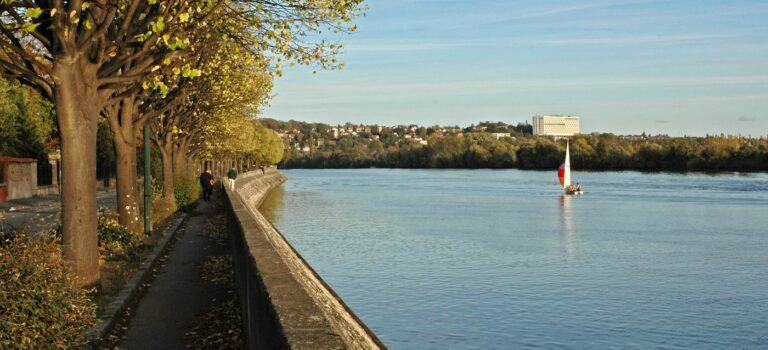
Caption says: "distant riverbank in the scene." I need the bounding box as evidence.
[280,133,768,172]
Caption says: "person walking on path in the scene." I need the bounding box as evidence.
[199,169,214,201]
[227,166,238,190]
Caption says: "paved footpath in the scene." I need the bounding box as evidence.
[118,200,228,349]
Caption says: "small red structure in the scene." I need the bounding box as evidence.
[0,157,38,203]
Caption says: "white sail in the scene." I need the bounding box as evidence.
[563,141,571,189]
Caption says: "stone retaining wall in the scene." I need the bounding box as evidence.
[224,169,385,350]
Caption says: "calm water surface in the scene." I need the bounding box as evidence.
[260,169,768,349]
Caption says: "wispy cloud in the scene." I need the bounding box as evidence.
[450,0,668,28]
[279,74,768,97]
[346,33,736,53]
[533,34,733,46]
[268,0,768,135]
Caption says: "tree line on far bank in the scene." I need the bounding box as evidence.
[281,132,768,172]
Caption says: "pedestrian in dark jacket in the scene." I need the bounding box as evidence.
[199,169,214,201]
[227,167,237,190]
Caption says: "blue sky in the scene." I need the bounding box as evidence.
[264,0,768,136]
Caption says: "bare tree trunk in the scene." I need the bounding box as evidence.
[54,60,101,288]
[106,99,142,234]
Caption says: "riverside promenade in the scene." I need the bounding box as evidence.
[118,199,227,348]
[109,170,385,349]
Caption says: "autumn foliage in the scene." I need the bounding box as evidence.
[0,234,97,349]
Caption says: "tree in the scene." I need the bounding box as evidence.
[1,0,234,287]
[0,78,54,159]
[152,31,272,186]
[1,0,363,286]
[250,121,284,166]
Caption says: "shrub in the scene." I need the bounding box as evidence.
[97,206,142,259]
[151,195,177,227]
[174,174,200,211]
[51,207,142,260]
[0,234,97,349]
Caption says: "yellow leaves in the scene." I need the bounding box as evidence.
[68,10,79,24]
[21,22,39,32]
[24,7,43,19]
[167,37,189,50]
[151,17,165,33]
[182,65,202,78]
[145,76,169,97]
[135,32,151,43]
[179,12,190,23]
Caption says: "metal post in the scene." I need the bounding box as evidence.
[143,124,152,234]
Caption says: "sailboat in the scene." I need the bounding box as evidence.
[558,141,583,195]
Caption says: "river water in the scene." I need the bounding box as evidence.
[259,169,768,349]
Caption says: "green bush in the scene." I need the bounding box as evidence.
[50,207,142,260]
[0,234,97,349]
[174,174,200,211]
[97,206,142,259]
[152,195,177,227]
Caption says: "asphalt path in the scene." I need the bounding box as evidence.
[118,200,227,349]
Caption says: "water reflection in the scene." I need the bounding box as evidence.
[270,169,768,349]
[258,184,285,222]
[559,195,575,258]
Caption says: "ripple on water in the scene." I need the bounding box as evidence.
[260,169,768,349]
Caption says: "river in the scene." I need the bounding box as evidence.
[259,169,768,349]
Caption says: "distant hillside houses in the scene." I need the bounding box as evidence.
[261,118,534,153]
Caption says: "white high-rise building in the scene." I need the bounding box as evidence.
[532,114,580,137]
